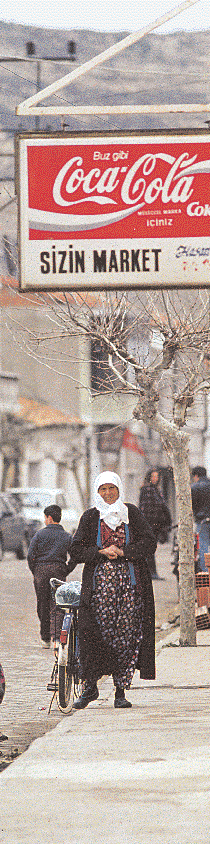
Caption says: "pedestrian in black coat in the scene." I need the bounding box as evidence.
[27,504,72,649]
[191,466,210,572]
[139,469,171,579]
[69,471,156,710]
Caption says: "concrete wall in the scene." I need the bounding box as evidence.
[18,423,85,513]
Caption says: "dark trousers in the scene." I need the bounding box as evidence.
[196,521,210,572]
[33,564,66,642]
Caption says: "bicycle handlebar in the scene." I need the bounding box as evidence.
[50,577,65,596]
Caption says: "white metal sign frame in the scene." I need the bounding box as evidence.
[17,128,210,292]
[16,0,210,294]
[15,0,208,119]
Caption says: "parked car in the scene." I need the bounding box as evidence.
[8,488,80,539]
[0,492,29,560]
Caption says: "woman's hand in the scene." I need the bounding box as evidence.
[99,544,124,559]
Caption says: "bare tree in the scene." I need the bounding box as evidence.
[4,277,210,645]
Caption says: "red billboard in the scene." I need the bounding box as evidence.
[16,131,210,290]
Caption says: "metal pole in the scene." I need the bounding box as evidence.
[36,60,41,130]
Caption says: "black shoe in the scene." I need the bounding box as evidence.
[114,689,132,708]
[73,685,99,709]
[114,697,132,708]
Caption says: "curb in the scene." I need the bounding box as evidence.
[156,625,180,655]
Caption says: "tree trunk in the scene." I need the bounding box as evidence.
[134,403,196,645]
[172,440,196,646]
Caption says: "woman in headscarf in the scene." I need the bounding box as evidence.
[69,471,156,709]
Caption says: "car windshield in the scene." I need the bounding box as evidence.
[23,493,52,508]
[7,494,22,512]
[12,491,68,509]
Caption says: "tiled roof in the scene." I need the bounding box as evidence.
[17,396,80,427]
[0,275,98,309]
[0,275,41,308]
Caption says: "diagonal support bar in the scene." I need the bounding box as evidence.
[16,0,201,115]
[24,102,210,116]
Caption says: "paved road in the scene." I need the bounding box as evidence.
[1,628,210,844]
[0,552,60,767]
[0,541,178,768]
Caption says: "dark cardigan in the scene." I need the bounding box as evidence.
[139,484,171,540]
[69,503,157,680]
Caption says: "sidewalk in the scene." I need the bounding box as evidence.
[1,627,210,844]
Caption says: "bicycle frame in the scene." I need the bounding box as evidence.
[47,580,81,714]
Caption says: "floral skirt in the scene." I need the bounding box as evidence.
[90,557,143,689]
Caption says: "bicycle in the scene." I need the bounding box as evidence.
[47,577,81,714]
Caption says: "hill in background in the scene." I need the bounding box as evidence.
[1,18,209,274]
[1,18,210,149]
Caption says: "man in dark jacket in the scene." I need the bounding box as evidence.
[191,466,210,572]
[27,504,72,648]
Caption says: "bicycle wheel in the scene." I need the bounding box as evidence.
[58,617,75,713]
[73,629,82,699]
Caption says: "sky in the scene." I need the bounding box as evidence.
[0,0,209,33]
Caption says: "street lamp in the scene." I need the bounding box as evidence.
[0,41,77,131]
[25,40,76,129]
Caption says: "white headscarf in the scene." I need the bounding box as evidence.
[94,471,129,530]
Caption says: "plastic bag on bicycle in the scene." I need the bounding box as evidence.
[55,581,81,607]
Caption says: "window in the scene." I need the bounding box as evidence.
[28,462,40,487]
[90,317,126,393]
[91,336,111,392]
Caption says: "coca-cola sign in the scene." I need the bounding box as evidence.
[17,131,210,290]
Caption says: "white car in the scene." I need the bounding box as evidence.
[8,488,80,539]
